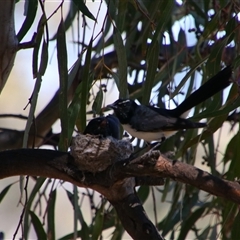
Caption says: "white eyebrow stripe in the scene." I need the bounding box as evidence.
[118,99,130,105]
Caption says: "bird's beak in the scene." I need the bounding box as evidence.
[101,103,116,113]
[106,103,117,109]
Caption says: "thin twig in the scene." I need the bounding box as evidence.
[12,176,29,240]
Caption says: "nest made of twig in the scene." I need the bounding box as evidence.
[70,134,134,173]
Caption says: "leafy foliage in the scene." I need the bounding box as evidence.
[0,0,240,239]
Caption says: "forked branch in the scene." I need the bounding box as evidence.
[0,135,240,239]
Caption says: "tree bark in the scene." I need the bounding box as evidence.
[1,135,240,239]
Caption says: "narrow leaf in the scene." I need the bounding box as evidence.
[30,211,47,240]
[92,204,105,240]
[177,204,209,240]
[57,18,69,151]
[65,190,90,238]
[58,230,83,240]
[67,102,80,139]
[92,89,103,115]
[78,38,93,132]
[72,0,96,21]
[24,177,46,239]
[113,28,128,98]
[47,189,56,240]
[17,0,38,42]
[201,12,220,39]
[50,2,78,40]
[142,41,159,104]
[137,186,150,203]
[206,36,229,75]
[32,14,46,78]
[0,183,13,203]
[39,39,48,76]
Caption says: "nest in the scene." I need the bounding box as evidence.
[70,134,134,173]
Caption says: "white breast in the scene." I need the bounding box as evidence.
[122,124,176,142]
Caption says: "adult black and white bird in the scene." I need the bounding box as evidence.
[107,66,232,142]
[84,115,121,139]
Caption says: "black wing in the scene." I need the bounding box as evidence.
[129,105,206,132]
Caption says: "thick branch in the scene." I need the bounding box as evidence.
[0,149,82,186]
[1,137,240,204]
[1,136,240,239]
[112,152,240,204]
[111,193,164,240]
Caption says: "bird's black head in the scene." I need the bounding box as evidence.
[83,117,107,135]
[84,115,121,139]
[107,99,138,124]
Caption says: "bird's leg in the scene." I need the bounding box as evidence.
[148,142,161,151]
[147,136,166,153]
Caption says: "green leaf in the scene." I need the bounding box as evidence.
[224,133,238,163]
[233,55,240,69]
[137,186,150,203]
[30,211,47,240]
[181,82,239,151]
[58,230,83,240]
[72,0,96,21]
[198,226,211,239]
[67,57,82,89]
[170,56,208,99]
[67,73,85,135]
[92,89,103,115]
[24,177,46,240]
[65,190,90,238]
[227,131,240,179]
[206,36,230,75]
[221,201,237,238]
[161,190,200,236]
[201,12,220,39]
[181,113,227,152]
[32,14,46,78]
[115,0,128,32]
[39,39,48,76]
[78,38,93,132]
[188,0,207,21]
[92,203,105,240]
[225,16,237,44]
[0,183,13,203]
[192,77,239,119]
[47,189,56,240]
[142,40,159,104]
[57,18,69,151]
[50,2,78,40]
[142,0,173,104]
[111,220,124,240]
[113,27,128,98]
[17,0,38,42]
[67,102,80,139]
[231,209,240,239]
[177,204,210,240]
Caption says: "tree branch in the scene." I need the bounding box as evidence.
[1,135,239,203]
[1,135,240,239]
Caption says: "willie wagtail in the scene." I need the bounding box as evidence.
[84,115,121,139]
[107,66,232,142]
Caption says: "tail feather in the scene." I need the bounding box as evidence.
[171,66,232,117]
[176,118,207,130]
